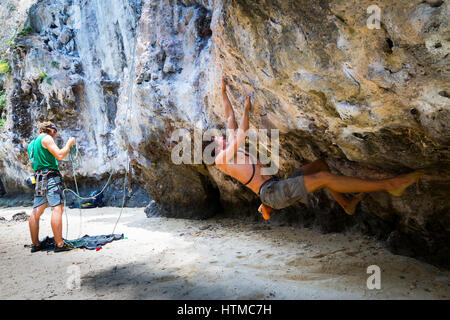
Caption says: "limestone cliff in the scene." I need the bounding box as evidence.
[0,0,449,268]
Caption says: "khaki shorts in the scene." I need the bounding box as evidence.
[259,169,309,210]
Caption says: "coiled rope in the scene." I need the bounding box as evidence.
[63,144,127,239]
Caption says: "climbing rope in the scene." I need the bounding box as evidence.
[63,4,139,239]
[63,144,117,239]
[110,1,140,235]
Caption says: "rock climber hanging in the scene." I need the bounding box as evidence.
[202,77,425,220]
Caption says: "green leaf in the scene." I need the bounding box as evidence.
[19,26,32,37]
[0,91,6,109]
[0,60,10,74]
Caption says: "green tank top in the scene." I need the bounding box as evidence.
[27,134,59,172]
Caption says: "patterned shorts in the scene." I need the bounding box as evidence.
[259,169,309,210]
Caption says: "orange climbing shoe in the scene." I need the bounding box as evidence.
[258,204,272,220]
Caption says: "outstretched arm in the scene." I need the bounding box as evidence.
[215,96,251,165]
[42,135,76,161]
[222,76,238,131]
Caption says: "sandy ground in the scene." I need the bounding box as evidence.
[0,206,449,300]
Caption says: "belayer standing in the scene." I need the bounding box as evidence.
[27,121,76,252]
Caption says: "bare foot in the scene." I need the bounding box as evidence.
[387,170,425,197]
[343,193,366,215]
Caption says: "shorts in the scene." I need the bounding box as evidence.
[33,176,64,208]
[259,168,309,210]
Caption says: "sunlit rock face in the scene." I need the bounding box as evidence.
[0,0,449,267]
[0,0,150,205]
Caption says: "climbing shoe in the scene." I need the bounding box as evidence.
[258,204,272,220]
[30,244,42,253]
[54,242,72,253]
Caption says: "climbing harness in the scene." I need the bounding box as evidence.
[34,169,61,197]
[34,172,49,197]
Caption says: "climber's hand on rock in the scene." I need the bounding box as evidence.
[244,96,252,112]
[222,76,227,91]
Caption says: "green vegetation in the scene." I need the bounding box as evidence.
[8,32,17,48]
[9,6,16,12]
[0,90,6,109]
[39,71,52,85]
[0,119,6,128]
[7,25,32,49]
[19,26,32,37]
[0,60,10,74]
